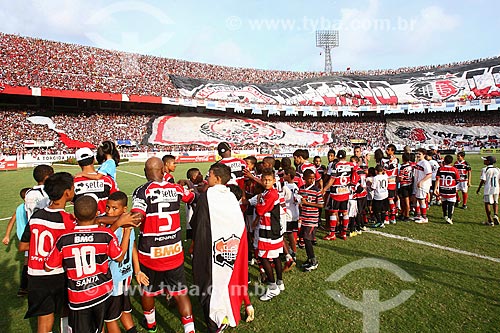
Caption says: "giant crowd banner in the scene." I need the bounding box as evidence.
[386,120,500,145]
[170,57,500,106]
[147,113,330,146]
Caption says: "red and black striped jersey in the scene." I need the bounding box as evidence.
[298,184,324,226]
[21,207,76,276]
[436,165,460,199]
[293,175,305,188]
[380,157,399,191]
[328,161,359,202]
[132,181,195,271]
[398,163,414,187]
[218,157,247,190]
[46,225,122,310]
[297,162,321,181]
[255,188,283,252]
[163,172,175,183]
[454,160,471,183]
[353,167,368,199]
[74,174,118,215]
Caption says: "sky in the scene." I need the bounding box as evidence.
[0,0,498,72]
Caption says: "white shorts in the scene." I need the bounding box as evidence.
[347,199,358,218]
[441,197,457,203]
[414,187,429,200]
[456,182,469,193]
[484,194,499,205]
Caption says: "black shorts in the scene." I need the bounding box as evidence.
[140,263,188,297]
[372,198,389,213]
[25,274,67,318]
[328,199,348,212]
[356,197,368,213]
[388,189,396,199]
[286,220,298,233]
[104,294,132,322]
[104,278,132,322]
[300,225,317,241]
[69,297,108,333]
[398,186,412,198]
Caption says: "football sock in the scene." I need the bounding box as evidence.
[442,202,448,217]
[144,308,156,328]
[447,202,454,218]
[21,265,28,290]
[329,213,337,233]
[60,317,68,333]
[304,239,314,260]
[181,315,195,333]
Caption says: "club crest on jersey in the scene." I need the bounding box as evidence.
[213,234,240,268]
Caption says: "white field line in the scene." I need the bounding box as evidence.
[365,230,500,263]
[117,169,146,179]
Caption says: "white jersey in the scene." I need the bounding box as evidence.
[413,160,432,191]
[480,166,500,195]
[283,182,300,221]
[25,185,50,220]
[371,174,389,200]
[428,159,440,181]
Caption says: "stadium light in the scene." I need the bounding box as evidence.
[316,30,339,73]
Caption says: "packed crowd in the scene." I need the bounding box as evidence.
[2,108,500,156]
[1,33,497,99]
[0,109,152,155]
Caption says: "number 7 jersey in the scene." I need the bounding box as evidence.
[132,181,195,271]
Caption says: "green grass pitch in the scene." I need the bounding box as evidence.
[1,154,500,332]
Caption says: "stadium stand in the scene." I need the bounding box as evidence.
[1,32,497,98]
[2,109,500,156]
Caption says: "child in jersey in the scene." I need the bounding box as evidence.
[254,168,284,301]
[298,169,323,271]
[77,140,120,181]
[455,151,472,209]
[19,172,76,333]
[3,187,30,296]
[283,167,301,264]
[412,148,433,224]
[398,153,413,222]
[476,156,500,226]
[104,191,139,333]
[371,165,389,228]
[434,155,460,225]
[45,195,132,333]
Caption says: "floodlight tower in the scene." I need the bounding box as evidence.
[316,30,339,73]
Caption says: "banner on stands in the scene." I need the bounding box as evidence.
[386,120,500,145]
[171,57,500,106]
[148,113,330,146]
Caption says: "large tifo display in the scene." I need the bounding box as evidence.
[171,57,500,106]
[386,120,500,145]
[147,113,330,146]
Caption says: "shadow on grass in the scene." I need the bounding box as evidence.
[0,251,38,332]
[316,240,500,304]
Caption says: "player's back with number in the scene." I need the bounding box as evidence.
[482,166,500,195]
[46,224,122,310]
[18,172,76,330]
[132,180,195,271]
